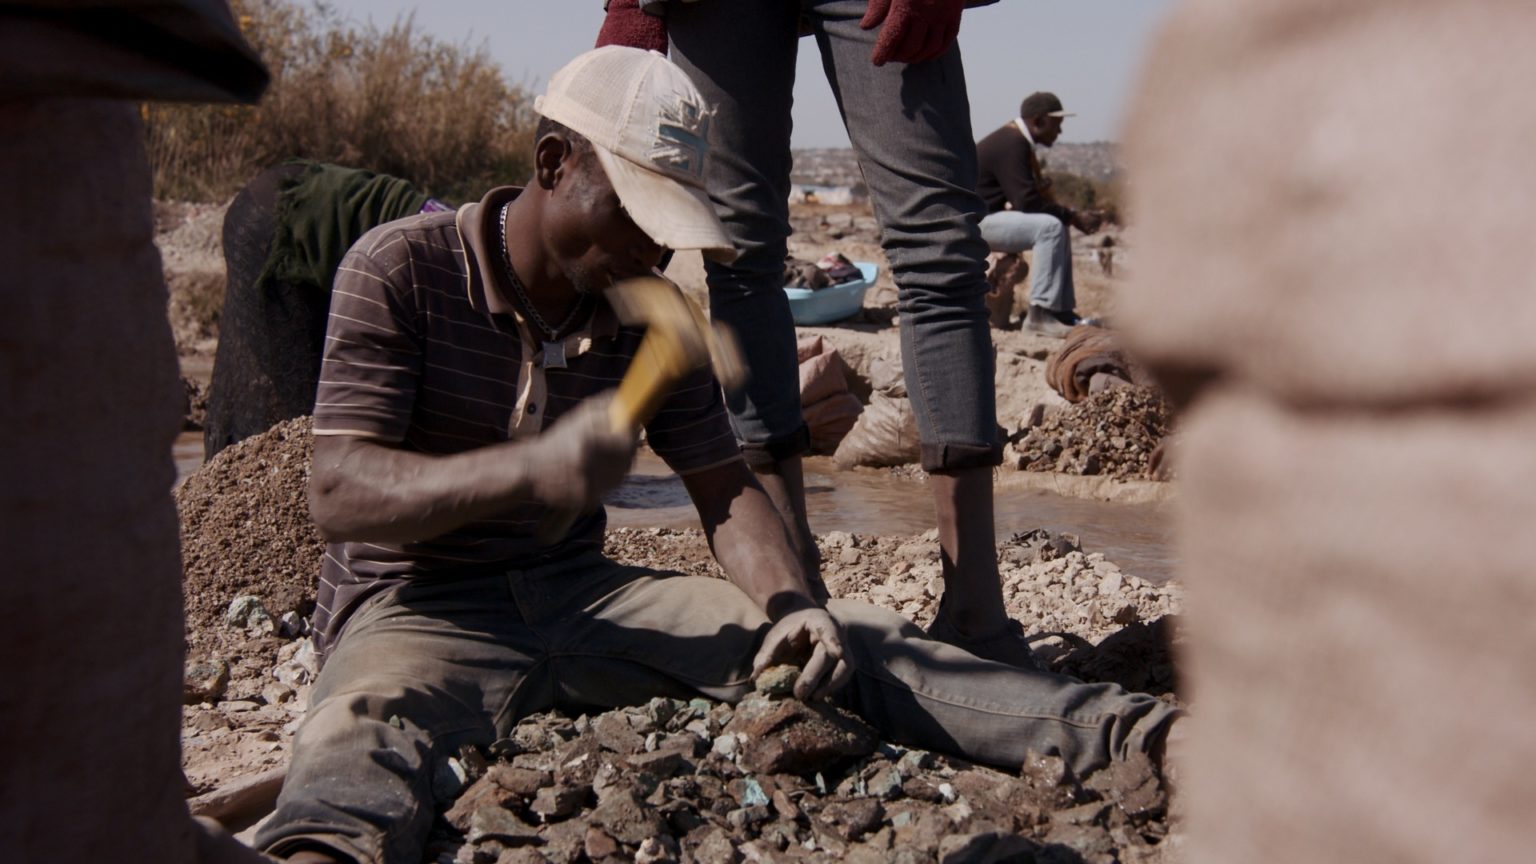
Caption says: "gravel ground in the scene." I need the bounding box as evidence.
[177,421,1185,862]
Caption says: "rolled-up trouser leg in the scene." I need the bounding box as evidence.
[0,99,196,863]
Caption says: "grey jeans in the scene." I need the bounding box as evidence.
[979,210,1077,314]
[255,553,1176,864]
[668,0,1000,472]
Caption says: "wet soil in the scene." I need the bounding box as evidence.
[335,445,1173,586]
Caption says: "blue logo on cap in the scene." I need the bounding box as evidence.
[651,95,712,180]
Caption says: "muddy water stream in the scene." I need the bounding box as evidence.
[175,435,1175,585]
[607,452,1176,585]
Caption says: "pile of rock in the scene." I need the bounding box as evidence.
[176,416,320,699]
[432,677,1174,864]
[1006,388,1173,480]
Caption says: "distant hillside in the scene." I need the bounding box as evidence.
[1035,142,1121,184]
[791,142,1120,191]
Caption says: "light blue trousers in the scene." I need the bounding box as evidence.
[979,210,1076,314]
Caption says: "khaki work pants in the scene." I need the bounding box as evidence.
[258,552,1175,864]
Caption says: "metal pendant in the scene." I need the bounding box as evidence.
[542,340,567,369]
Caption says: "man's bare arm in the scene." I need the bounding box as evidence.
[680,460,822,621]
[309,393,636,543]
[682,459,854,699]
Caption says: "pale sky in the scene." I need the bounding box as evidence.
[318,1,1176,147]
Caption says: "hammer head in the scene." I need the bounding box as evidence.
[606,274,747,391]
[603,274,747,431]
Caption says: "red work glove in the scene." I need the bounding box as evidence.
[860,0,965,67]
[595,0,668,54]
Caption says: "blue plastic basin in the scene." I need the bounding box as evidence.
[784,261,878,326]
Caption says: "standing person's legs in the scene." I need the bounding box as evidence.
[256,576,546,864]
[979,209,1076,314]
[807,1,1033,665]
[668,1,823,594]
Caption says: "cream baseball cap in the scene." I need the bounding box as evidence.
[534,46,737,263]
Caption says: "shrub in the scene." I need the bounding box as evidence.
[145,0,537,203]
[1044,171,1121,220]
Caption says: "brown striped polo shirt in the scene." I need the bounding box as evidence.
[309,185,742,653]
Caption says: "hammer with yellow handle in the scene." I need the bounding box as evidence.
[605,273,746,428]
[536,273,745,543]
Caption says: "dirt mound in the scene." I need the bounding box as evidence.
[1007,387,1174,481]
[177,416,322,792]
[176,416,319,671]
[156,199,229,356]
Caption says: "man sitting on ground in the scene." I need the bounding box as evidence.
[975,91,1103,337]
[253,48,1178,864]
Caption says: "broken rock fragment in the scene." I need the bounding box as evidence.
[725,693,878,776]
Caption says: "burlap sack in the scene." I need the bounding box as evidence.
[804,392,864,455]
[797,336,863,454]
[832,392,921,469]
[799,349,850,408]
[1044,324,1144,403]
[985,251,1029,329]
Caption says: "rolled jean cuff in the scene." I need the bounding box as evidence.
[740,424,811,470]
[921,440,1003,473]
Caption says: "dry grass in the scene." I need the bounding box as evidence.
[1045,171,1122,219]
[145,0,537,203]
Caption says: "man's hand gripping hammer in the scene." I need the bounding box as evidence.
[537,272,745,542]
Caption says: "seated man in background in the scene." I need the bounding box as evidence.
[205,161,453,459]
[254,46,1178,864]
[975,91,1103,337]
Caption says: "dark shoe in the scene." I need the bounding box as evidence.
[926,613,1045,671]
[1024,304,1075,338]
